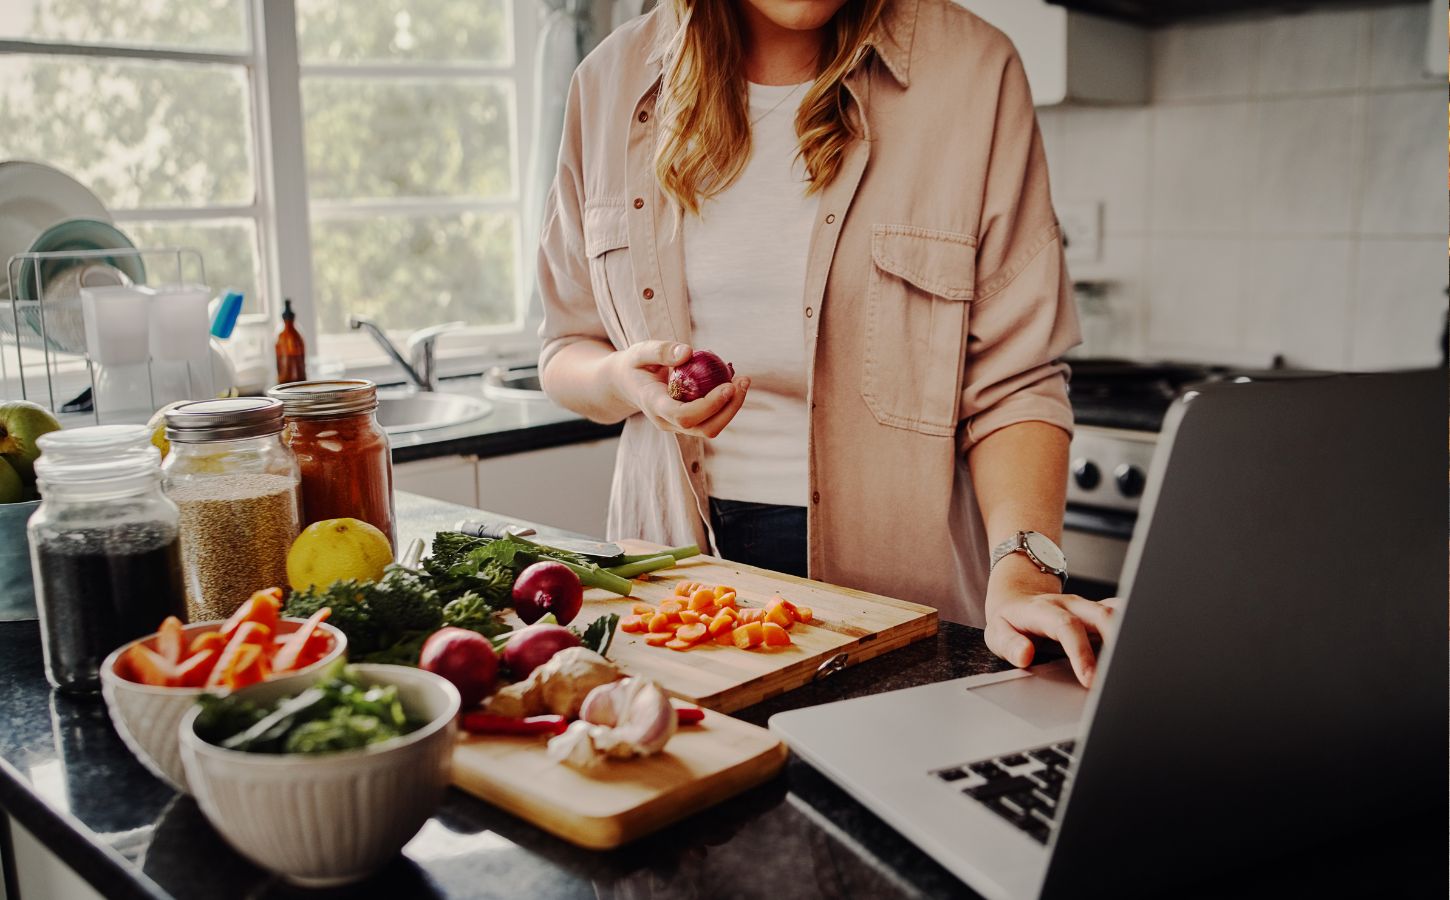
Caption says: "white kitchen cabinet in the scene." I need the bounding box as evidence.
[952,0,1148,105]
[393,455,480,507]
[1428,0,1447,77]
[475,437,619,538]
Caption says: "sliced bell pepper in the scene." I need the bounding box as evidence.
[155,616,185,665]
[220,587,282,638]
[271,607,330,673]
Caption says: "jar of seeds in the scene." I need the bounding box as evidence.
[162,398,300,621]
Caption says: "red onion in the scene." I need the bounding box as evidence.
[512,561,584,625]
[502,624,582,680]
[667,350,735,402]
[419,627,498,709]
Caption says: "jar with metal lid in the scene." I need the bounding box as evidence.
[162,397,300,621]
[28,425,187,693]
[267,379,395,549]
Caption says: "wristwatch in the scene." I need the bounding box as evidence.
[990,531,1068,588]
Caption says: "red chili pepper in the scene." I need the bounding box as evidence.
[460,713,568,737]
[676,707,705,725]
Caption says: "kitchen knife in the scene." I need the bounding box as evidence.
[453,519,625,560]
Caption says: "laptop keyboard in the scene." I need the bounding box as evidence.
[931,740,1077,845]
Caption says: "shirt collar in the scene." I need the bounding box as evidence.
[644,0,918,88]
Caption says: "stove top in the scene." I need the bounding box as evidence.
[1067,359,1229,432]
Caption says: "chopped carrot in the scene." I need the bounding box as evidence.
[121,645,176,686]
[155,616,185,665]
[796,606,814,624]
[665,638,696,651]
[714,630,735,645]
[645,632,674,646]
[172,648,219,687]
[271,608,329,672]
[765,603,794,630]
[738,608,767,624]
[676,623,708,643]
[631,602,655,615]
[715,591,738,608]
[687,589,716,611]
[220,588,281,638]
[762,622,792,647]
[732,621,764,649]
[679,609,702,625]
[188,630,226,656]
[620,614,646,633]
[658,599,684,619]
[674,580,703,597]
[769,595,800,618]
[712,584,735,599]
[707,609,738,636]
[648,612,672,633]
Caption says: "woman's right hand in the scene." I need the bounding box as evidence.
[606,340,749,438]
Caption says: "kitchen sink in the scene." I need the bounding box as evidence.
[374,390,494,434]
[482,365,548,402]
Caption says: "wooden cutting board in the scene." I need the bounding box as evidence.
[585,542,938,713]
[451,706,787,849]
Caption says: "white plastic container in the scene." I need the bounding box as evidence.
[80,283,152,365]
[148,284,212,362]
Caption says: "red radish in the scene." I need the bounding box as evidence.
[667,350,735,402]
[512,561,584,626]
[419,627,499,709]
[502,624,581,680]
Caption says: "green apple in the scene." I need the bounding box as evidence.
[0,400,61,483]
[0,456,23,504]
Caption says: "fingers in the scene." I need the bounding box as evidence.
[638,375,751,438]
[985,616,1035,669]
[672,379,739,429]
[692,377,750,437]
[992,596,1115,688]
[1064,597,1116,640]
[626,340,692,370]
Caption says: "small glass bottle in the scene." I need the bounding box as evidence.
[162,397,301,621]
[275,298,307,384]
[28,425,187,694]
[268,379,396,549]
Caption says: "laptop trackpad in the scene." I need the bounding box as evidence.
[968,661,1088,731]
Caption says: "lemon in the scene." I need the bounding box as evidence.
[287,518,393,590]
[146,401,190,459]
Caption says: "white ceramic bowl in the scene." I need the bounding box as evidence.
[178,663,460,887]
[100,618,346,793]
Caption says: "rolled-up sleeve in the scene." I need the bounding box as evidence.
[958,51,1081,453]
[537,72,605,378]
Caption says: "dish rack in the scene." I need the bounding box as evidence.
[3,246,207,423]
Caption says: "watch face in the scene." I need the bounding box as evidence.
[1024,532,1067,571]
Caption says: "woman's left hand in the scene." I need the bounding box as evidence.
[983,556,1121,689]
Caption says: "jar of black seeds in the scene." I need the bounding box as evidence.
[162,398,301,621]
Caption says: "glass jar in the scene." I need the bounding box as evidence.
[28,425,187,694]
[162,397,301,621]
[268,379,396,549]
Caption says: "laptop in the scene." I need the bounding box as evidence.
[769,369,1444,899]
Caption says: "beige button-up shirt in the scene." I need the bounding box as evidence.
[537,0,1080,626]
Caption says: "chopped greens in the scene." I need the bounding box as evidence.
[194,663,421,754]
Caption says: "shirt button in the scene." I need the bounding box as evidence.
[805,306,813,318]
[638,110,650,123]
[633,197,644,210]
[811,491,820,504]
[825,214,836,224]
[690,461,700,474]
[642,288,654,300]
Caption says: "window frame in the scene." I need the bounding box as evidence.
[1,0,542,386]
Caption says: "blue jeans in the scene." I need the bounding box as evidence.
[708,498,808,578]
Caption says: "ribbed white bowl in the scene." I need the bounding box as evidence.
[100,618,346,793]
[178,663,460,887]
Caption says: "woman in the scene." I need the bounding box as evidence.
[537,0,1115,685]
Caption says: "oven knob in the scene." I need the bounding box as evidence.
[1071,458,1101,490]
[1114,464,1146,498]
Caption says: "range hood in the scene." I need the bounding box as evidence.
[1049,0,1411,27]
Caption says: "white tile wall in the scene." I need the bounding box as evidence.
[1039,2,1446,370]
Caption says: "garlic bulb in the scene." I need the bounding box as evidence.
[546,677,678,766]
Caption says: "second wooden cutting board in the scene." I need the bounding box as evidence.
[575,543,938,713]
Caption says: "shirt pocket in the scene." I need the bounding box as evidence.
[583,202,637,348]
[860,224,977,436]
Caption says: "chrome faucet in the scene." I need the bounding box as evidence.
[347,315,465,391]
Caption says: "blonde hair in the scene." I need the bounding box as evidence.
[654,0,888,215]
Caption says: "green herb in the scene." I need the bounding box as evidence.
[428,532,700,599]
[575,613,619,657]
[194,662,421,755]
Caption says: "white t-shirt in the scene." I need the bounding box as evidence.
[683,81,819,507]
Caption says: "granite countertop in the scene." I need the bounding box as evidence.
[0,494,1436,899]
[384,378,620,465]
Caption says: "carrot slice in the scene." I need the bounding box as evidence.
[673,580,702,597]
[714,630,736,645]
[645,632,674,646]
[676,623,708,643]
[769,595,800,618]
[172,648,218,687]
[188,630,226,656]
[679,609,702,625]
[762,622,792,647]
[707,609,737,636]
[272,608,330,672]
[732,621,764,649]
[715,590,738,609]
[796,606,814,624]
[155,616,185,665]
[220,588,282,638]
[648,612,672,633]
[631,602,655,615]
[664,638,696,651]
[657,599,684,619]
[712,584,735,599]
[620,614,646,633]
[765,603,794,630]
[688,589,716,611]
[738,608,766,624]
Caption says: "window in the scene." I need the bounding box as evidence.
[0,0,538,378]
[0,0,265,315]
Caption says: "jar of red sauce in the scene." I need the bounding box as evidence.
[267,380,395,549]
